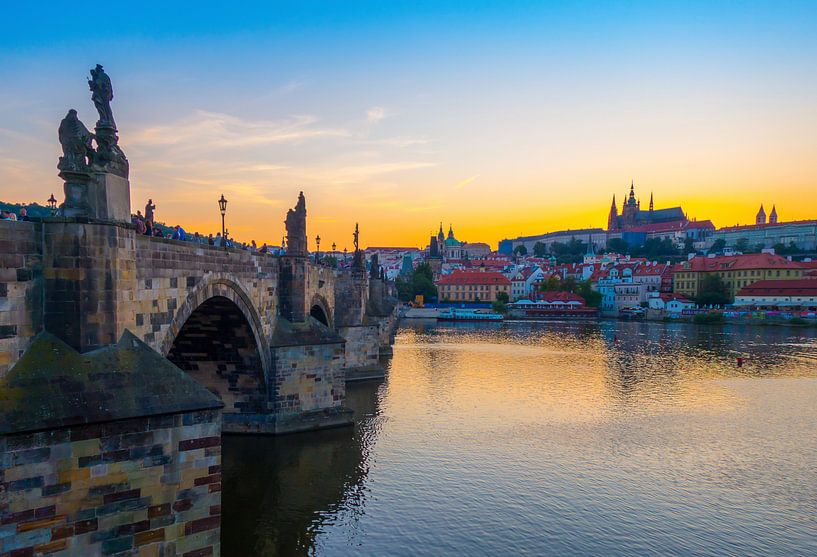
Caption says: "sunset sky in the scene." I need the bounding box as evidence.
[2,1,816,249]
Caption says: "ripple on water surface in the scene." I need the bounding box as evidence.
[222,320,817,556]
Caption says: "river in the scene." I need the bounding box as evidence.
[222,320,817,556]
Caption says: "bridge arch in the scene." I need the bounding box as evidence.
[309,294,334,329]
[161,276,272,414]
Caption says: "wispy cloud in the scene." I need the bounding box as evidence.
[366,106,387,124]
[455,174,480,189]
[129,110,348,150]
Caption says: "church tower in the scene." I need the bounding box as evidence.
[756,204,766,225]
[607,195,619,231]
[622,180,639,227]
[649,192,654,213]
[769,205,778,224]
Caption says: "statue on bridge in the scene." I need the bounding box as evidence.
[285,192,308,256]
[369,253,380,279]
[57,109,95,172]
[88,64,129,178]
[352,223,364,269]
[89,64,115,128]
[57,109,95,217]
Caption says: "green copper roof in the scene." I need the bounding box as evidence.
[0,330,223,435]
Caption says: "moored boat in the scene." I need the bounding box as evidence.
[437,308,503,322]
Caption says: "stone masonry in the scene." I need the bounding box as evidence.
[0,332,224,557]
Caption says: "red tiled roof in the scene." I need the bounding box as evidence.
[737,278,817,297]
[437,270,511,286]
[680,254,804,272]
[717,219,817,232]
[625,219,716,234]
[633,264,670,276]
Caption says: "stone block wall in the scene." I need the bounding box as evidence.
[133,236,279,357]
[338,325,381,372]
[40,220,138,354]
[333,270,368,328]
[272,342,346,415]
[0,409,222,557]
[0,221,41,378]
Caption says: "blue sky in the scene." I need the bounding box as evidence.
[2,1,816,246]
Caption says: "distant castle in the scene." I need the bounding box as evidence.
[607,181,687,231]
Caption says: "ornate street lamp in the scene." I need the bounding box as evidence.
[315,234,321,263]
[47,194,57,216]
[343,247,348,265]
[218,194,228,248]
[332,242,336,253]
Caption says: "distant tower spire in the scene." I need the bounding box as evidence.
[649,192,654,212]
[607,194,619,231]
[769,205,778,224]
[756,204,766,225]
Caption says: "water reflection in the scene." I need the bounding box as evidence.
[223,321,817,556]
[222,377,386,556]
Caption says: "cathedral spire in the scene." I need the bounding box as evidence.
[607,194,619,231]
[769,204,778,224]
[649,192,654,212]
[756,204,766,225]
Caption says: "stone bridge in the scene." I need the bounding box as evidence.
[0,194,397,434]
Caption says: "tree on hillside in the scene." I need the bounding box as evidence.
[710,238,726,253]
[631,237,678,259]
[539,276,561,292]
[514,245,528,256]
[696,274,731,307]
[606,237,629,254]
[533,241,546,257]
[395,262,437,302]
[734,237,750,253]
[577,280,601,308]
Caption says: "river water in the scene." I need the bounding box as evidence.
[222,320,817,556]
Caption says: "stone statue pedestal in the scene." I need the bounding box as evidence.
[90,171,131,222]
[59,170,93,217]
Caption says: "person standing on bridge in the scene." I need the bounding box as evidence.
[145,199,156,223]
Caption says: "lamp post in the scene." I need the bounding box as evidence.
[47,194,57,216]
[218,194,227,248]
[343,247,348,266]
[332,242,336,253]
[315,234,321,263]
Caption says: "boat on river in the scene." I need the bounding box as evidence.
[437,308,503,322]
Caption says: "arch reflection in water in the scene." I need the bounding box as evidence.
[221,378,386,556]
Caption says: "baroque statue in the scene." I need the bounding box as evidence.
[57,109,95,172]
[88,64,115,128]
[285,192,308,256]
[369,253,380,279]
[87,64,129,177]
[352,223,364,269]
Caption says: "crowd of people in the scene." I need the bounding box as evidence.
[131,199,282,254]
[3,198,286,256]
[0,207,28,221]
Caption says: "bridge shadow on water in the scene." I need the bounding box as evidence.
[220,378,385,556]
